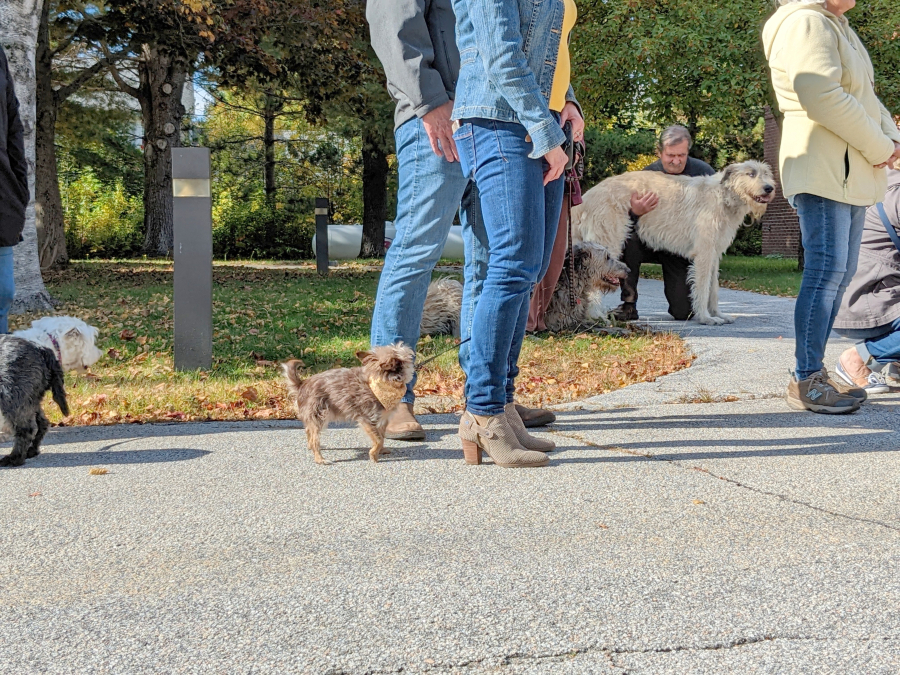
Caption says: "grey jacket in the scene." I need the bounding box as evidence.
[834,168,900,330]
[367,0,460,130]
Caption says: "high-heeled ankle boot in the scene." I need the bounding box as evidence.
[458,411,549,467]
[504,403,554,451]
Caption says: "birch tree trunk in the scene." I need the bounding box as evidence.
[0,0,55,312]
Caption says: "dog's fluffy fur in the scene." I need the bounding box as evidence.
[0,336,70,467]
[13,316,103,372]
[419,244,627,335]
[544,242,630,332]
[420,277,463,337]
[281,343,415,464]
[571,160,775,325]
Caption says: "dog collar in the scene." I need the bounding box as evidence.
[45,332,62,364]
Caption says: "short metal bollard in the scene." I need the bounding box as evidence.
[315,197,329,276]
[172,148,213,371]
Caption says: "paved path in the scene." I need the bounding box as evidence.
[3,281,900,674]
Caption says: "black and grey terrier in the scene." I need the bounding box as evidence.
[0,335,69,467]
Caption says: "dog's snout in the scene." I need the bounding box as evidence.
[763,184,774,194]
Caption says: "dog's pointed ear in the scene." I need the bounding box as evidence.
[356,350,373,364]
[65,327,82,338]
[721,165,736,183]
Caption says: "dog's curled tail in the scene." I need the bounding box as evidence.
[281,360,305,399]
[42,348,70,417]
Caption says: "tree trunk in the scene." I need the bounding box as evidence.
[360,131,388,258]
[263,100,277,200]
[34,0,68,270]
[138,44,187,256]
[0,0,55,312]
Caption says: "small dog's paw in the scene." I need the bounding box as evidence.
[314,458,334,466]
[0,454,23,467]
[716,313,735,324]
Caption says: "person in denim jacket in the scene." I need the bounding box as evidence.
[453,0,584,467]
[367,0,558,441]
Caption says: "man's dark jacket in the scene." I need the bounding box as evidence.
[0,45,28,247]
[367,0,460,129]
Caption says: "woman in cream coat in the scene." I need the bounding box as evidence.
[763,0,900,414]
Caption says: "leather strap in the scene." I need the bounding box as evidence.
[566,172,576,310]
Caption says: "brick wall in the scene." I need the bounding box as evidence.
[761,106,801,257]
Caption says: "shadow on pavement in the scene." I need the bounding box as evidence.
[2,439,212,469]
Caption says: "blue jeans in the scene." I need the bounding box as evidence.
[793,194,866,380]
[0,247,14,334]
[455,118,564,415]
[834,318,900,365]
[370,116,479,404]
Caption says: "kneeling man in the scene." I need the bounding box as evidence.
[611,125,714,321]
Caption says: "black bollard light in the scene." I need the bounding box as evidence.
[315,197,329,276]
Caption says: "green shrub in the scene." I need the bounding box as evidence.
[581,127,658,191]
[63,169,144,259]
[212,195,314,259]
[727,220,763,256]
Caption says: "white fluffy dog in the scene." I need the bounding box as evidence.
[13,316,103,372]
[572,160,775,325]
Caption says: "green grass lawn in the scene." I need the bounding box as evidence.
[642,255,803,297]
[17,260,688,425]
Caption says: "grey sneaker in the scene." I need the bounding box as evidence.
[785,371,860,414]
[885,363,900,388]
[834,362,887,396]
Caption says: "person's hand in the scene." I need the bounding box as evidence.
[875,141,900,169]
[543,146,568,185]
[421,101,459,162]
[890,141,900,169]
[559,102,584,142]
[630,191,659,216]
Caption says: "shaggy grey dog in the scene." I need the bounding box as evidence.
[544,242,630,332]
[0,336,70,467]
[419,276,463,338]
[281,343,415,465]
[419,243,628,335]
[572,160,775,325]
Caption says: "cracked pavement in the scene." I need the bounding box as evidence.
[2,280,899,673]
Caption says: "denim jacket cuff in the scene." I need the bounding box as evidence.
[527,119,567,159]
[564,86,583,119]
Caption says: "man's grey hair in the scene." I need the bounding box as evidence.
[778,0,826,5]
[658,125,693,151]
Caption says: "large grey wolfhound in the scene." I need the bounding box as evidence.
[571,160,775,325]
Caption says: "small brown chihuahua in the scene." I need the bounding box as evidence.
[281,343,415,464]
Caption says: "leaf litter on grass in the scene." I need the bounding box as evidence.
[14,261,691,425]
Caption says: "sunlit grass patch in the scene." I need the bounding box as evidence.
[14,261,690,425]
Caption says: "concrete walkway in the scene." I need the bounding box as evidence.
[2,281,899,674]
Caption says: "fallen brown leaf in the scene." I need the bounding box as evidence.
[88,468,109,476]
[120,329,136,341]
